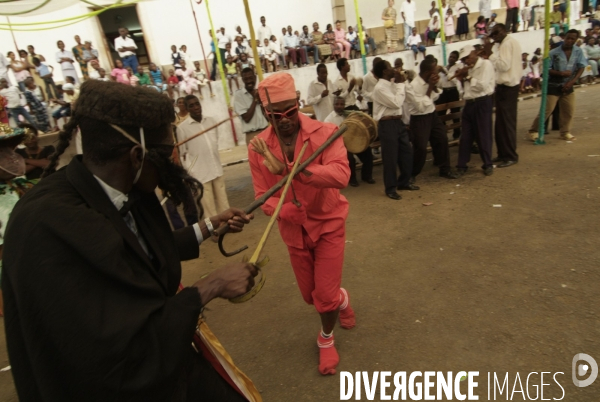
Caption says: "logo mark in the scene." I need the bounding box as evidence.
[572,353,598,388]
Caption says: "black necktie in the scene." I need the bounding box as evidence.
[119,192,139,216]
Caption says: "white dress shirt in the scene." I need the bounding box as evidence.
[177,116,223,184]
[405,75,439,116]
[361,71,378,103]
[0,87,22,108]
[257,25,273,44]
[372,79,406,121]
[489,34,523,87]
[334,73,357,108]
[479,0,492,19]
[346,32,357,42]
[407,34,422,47]
[400,0,417,26]
[440,62,463,89]
[307,78,334,122]
[56,50,76,70]
[462,57,496,100]
[217,32,232,49]
[283,33,300,48]
[114,36,138,58]
[324,111,345,126]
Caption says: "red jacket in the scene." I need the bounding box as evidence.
[248,114,350,249]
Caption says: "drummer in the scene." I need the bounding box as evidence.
[325,96,374,187]
[249,73,355,376]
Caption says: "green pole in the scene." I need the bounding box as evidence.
[353,0,367,75]
[436,0,447,65]
[536,0,551,145]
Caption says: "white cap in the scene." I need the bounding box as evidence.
[459,44,476,60]
[63,83,74,91]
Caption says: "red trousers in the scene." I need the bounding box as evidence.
[286,225,345,313]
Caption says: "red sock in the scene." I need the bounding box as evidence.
[339,288,355,329]
[317,332,339,375]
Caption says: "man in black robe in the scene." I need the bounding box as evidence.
[2,80,258,401]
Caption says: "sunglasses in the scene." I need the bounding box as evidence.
[266,105,299,121]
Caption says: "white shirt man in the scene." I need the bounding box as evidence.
[405,75,438,116]
[177,115,229,217]
[257,22,272,44]
[283,33,300,49]
[346,31,357,43]
[217,31,232,50]
[324,110,344,126]
[372,79,406,121]
[462,58,495,100]
[361,70,378,104]
[407,33,422,47]
[489,34,523,87]
[400,0,417,27]
[334,73,357,108]
[307,77,334,122]
[439,61,463,95]
[233,87,269,137]
[114,35,137,58]
[479,0,492,19]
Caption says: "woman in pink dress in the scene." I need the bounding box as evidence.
[110,59,129,84]
[175,60,199,95]
[334,20,351,59]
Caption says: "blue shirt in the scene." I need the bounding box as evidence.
[549,45,587,86]
[35,63,51,77]
[149,69,163,85]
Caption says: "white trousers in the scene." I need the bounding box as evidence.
[200,175,230,218]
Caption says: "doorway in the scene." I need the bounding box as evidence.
[95,4,151,68]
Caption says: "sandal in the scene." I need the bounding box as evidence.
[560,133,576,141]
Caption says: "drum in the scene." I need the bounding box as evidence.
[341,111,377,154]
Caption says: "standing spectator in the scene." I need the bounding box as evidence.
[225,56,240,95]
[521,0,532,31]
[234,67,269,145]
[0,52,8,84]
[114,27,139,74]
[193,61,214,98]
[8,51,31,92]
[355,18,377,56]
[505,0,520,33]
[405,58,459,182]
[307,63,334,122]
[382,0,399,53]
[31,57,57,99]
[407,28,427,63]
[234,36,248,57]
[234,25,249,47]
[56,40,78,84]
[110,59,129,84]
[278,28,288,69]
[257,16,272,45]
[171,45,183,71]
[372,60,415,200]
[484,23,523,167]
[0,78,37,128]
[531,0,545,30]
[300,25,319,64]
[323,24,341,61]
[23,78,49,132]
[455,0,470,41]
[26,45,47,99]
[208,30,218,81]
[16,126,54,179]
[179,45,192,65]
[82,40,99,75]
[179,95,230,218]
[479,0,492,23]
[176,60,199,95]
[72,35,88,80]
[324,96,374,187]
[400,0,416,50]
[217,27,232,71]
[454,45,496,176]
[436,51,463,139]
[445,8,455,42]
[362,57,382,116]
[528,30,585,142]
[334,21,351,59]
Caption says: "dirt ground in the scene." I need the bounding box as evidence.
[1,86,600,401]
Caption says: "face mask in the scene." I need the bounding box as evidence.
[109,125,145,184]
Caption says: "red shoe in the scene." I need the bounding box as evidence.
[317,332,339,375]
[339,288,355,329]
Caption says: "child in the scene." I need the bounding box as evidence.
[0,78,38,129]
[407,27,426,64]
[23,78,49,132]
[193,61,214,99]
[65,75,79,90]
[126,67,139,87]
[135,68,152,87]
[487,13,498,32]
[445,8,455,43]
[110,59,129,84]
[166,69,180,99]
[529,56,541,91]
[32,57,57,99]
[237,53,254,73]
[475,16,487,39]
[521,0,532,31]
[225,55,239,95]
[520,53,532,93]
[50,83,78,131]
[262,38,278,72]
[97,68,110,82]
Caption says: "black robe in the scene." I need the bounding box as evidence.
[2,156,241,401]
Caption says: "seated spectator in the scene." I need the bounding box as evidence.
[520,53,533,93]
[135,67,152,86]
[235,36,248,57]
[487,13,498,32]
[261,38,279,72]
[407,27,426,63]
[193,61,214,98]
[346,25,358,57]
[355,18,377,56]
[15,124,55,180]
[0,78,38,129]
[50,82,78,131]
[334,20,351,59]
[225,42,238,63]
[32,57,57,99]
[127,67,139,86]
[88,60,102,80]
[474,16,487,39]
[550,2,565,36]
[584,36,600,77]
[166,68,180,99]
[237,53,254,73]
[176,60,198,96]
[23,77,49,132]
[225,55,240,95]
[300,25,319,64]
[110,59,129,84]
[428,14,441,45]
[148,62,167,91]
[97,68,109,82]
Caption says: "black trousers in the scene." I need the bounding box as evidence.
[436,87,461,138]
[379,119,413,193]
[495,84,520,162]
[506,7,519,33]
[367,101,373,116]
[410,112,451,177]
[457,97,493,169]
[348,150,374,183]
